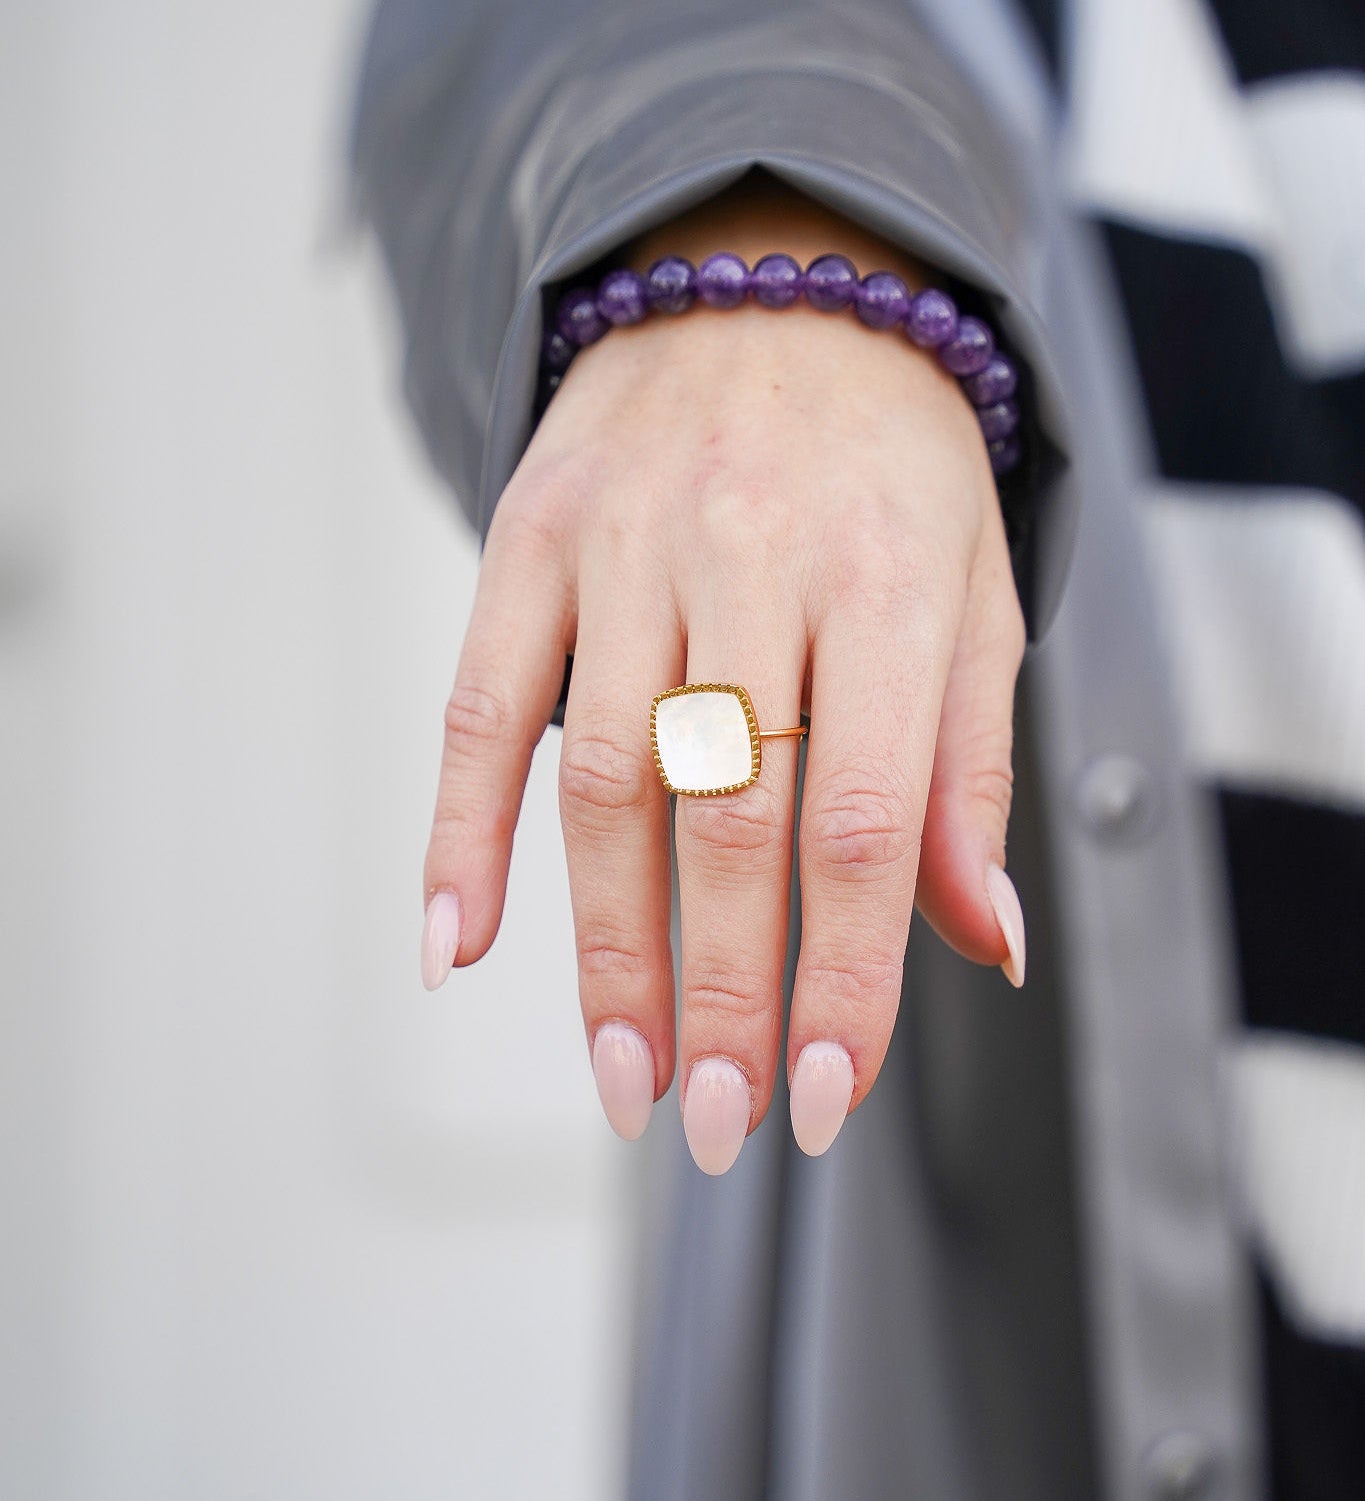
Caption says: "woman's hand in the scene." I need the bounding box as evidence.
[418,178,1027,1173]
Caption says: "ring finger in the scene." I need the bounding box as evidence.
[674,581,808,1175]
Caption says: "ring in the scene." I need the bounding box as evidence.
[650,682,809,796]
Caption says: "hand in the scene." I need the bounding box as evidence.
[418,178,1027,1174]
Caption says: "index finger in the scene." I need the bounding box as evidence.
[420,491,576,987]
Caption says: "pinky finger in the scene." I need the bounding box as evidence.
[914,515,1028,986]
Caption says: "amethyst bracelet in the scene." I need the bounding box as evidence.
[540,251,1023,476]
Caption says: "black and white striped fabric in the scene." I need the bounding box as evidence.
[1024,0,1365,1493]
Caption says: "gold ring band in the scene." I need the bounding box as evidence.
[650,682,808,797]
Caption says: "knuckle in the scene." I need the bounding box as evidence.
[802,951,907,1013]
[684,966,774,1025]
[428,790,513,857]
[823,526,902,602]
[559,727,654,820]
[590,500,665,567]
[976,550,1028,667]
[576,928,656,983]
[803,780,918,879]
[443,682,520,756]
[964,762,1015,829]
[489,461,586,557]
[681,782,789,864]
[427,804,478,849]
[855,519,918,586]
[692,476,789,559]
[840,507,930,578]
[493,500,566,569]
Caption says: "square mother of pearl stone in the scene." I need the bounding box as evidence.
[652,686,759,795]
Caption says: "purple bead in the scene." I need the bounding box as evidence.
[697,251,749,309]
[988,434,1022,475]
[646,256,698,314]
[855,271,911,330]
[962,353,1018,407]
[977,398,1020,443]
[939,315,995,376]
[541,328,575,373]
[751,252,803,308]
[596,268,649,326]
[556,286,607,346]
[904,288,959,348]
[803,253,858,311]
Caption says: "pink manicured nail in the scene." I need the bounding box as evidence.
[789,1041,855,1157]
[420,890,463,991]
[592,1023,656,1140]
[682,1058,751,1176]
[986,863,1026,988]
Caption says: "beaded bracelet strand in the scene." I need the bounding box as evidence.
[538,251,1023,476]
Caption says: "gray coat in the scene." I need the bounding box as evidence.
[350,3,1263,1496]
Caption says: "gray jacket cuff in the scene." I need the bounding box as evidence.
[351,1,1077,725]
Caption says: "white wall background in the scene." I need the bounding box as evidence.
[0,4,633,1497]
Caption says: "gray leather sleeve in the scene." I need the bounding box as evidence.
[349,0,1078,710]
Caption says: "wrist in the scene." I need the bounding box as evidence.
[624,173,932,295]
[537,173,1022,476]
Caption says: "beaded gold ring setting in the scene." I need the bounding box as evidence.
[650,683,809,796]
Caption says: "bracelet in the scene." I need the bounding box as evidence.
[538,251,1023,476]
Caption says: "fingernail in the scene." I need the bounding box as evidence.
[682,1057,751,1176]
[789,1041,855,1157]
[986,863,1026,988]
[421,890,463,991]
[592,1023,656,1140]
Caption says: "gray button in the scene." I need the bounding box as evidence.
[1074,752,1159,842]
[1143,1430,1220,1500]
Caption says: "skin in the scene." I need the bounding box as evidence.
[421,174,1026,1154]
